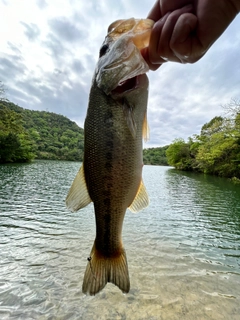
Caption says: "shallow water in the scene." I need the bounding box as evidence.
[0,160,239,319]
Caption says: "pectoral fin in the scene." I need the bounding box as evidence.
[128,180,149,213]
[66,165,92,212]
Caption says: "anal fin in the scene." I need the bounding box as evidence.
[128,180,149,213]
[66,165,92,212]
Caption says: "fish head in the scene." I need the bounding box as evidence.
[95,18,154,96]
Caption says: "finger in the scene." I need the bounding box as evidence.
[148,4,193,64]
[147,0,193,21]
[141,47,163,71]
[147,0,162,21]
[147,11,171,66]
[170,13,203,63]
[159,0,192,16]
[156,5,193,62]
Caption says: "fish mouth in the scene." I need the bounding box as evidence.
[111,76,139,96]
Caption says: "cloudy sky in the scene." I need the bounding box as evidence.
[0,0,240,147]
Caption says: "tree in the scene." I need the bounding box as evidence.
[4,101,85,162]
[196,131,238,176]
[166,138,192,170]
[0,105,34,163]
[166,100,240,178]
[143,146,168,165]
[0,133,21,162]
[222,98,240,121]
[0,81,8,102]
[200,116,224,138]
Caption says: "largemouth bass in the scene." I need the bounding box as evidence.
[66,18,154,295]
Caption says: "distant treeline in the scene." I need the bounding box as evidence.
[166,100,240,180]
[143,146,168,166]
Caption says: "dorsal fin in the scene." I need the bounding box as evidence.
[142,111,149,142]
[66,165,92,212]
[128,180,149,213]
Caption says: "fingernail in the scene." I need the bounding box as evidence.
[160,56,168,61]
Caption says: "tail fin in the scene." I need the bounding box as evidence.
[82,243,130,295]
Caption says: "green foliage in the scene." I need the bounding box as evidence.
[166,138,193,170]
[0,100,84,163]
[0,132,21,162]
[200,116,224,137]
[166,101,240,179]
[231,176,240,184]
[0,104,35,163]
[143,146,168,165]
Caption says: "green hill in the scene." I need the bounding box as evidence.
[0,101,84,163]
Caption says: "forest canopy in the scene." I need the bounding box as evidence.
[166,100,240,179]
[143,146,168,166]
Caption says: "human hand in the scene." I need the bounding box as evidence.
[142,0,240,70]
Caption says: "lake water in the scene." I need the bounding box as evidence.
[0,160,239,320]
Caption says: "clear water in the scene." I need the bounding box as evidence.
[0,160,239,320]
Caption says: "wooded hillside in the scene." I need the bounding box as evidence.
[166,100,240,179]
[0,101,84,163]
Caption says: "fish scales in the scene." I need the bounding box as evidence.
[66,18,153,295]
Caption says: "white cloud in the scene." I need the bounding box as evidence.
[0,0,240,147]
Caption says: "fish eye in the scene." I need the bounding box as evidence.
[99,44,109,58]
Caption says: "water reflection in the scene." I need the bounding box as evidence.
[164,169,240,266]
[0,161,239,319]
